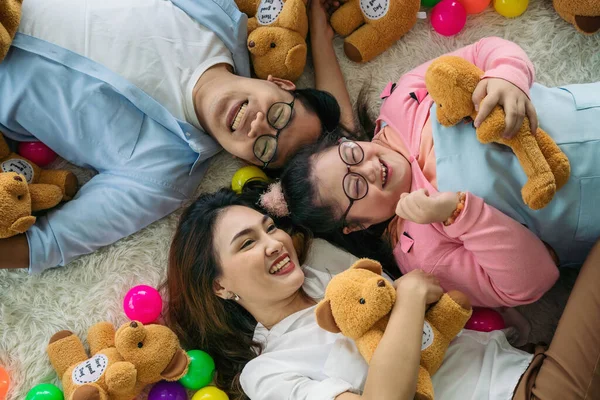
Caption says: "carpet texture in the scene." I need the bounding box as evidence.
[1,0,599,398]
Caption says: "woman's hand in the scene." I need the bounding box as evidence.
[472,78,538,139]
[395,189,459,225]
[394,270,443,305]
[308,0,340,41]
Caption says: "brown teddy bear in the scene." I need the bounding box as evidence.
[330,0,420,63]
[553,0,600,35]
[0,0,22,62]
[315,259,472,400]
[47,321,190,400]
[235,0,308,81]
[425,56,571,210]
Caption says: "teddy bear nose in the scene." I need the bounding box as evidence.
[248,41,255,48]
[377,279,385,287]
[130,321,138,328]
[13,176,23,182]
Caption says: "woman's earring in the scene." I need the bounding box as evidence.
[229,291,240,302]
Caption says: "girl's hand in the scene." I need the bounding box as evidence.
[472,78,538,139]
[395,189,459,225]
[308,0,340,41]
[393,270,443,305]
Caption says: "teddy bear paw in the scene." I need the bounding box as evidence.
[72,384,106,400]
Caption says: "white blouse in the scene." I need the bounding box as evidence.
[240,242,533,400]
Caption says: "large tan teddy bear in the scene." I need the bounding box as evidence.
[425,56,571,210]
[236,0,308,81]
[0,135,78,238]
[330,0,420,63]
[47,321,190,400]
[0,0,22,62]
[553,0,600,35]
[315,259,472,400]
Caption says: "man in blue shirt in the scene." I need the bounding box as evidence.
[0,0,353,273]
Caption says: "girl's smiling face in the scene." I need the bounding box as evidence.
[310,140,412,233]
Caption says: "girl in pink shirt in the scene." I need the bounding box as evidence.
[251,37,600,308]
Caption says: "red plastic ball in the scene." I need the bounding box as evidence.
[465,307,506,332]
[17,142,57,167]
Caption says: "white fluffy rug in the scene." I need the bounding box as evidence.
[1,0,599,398]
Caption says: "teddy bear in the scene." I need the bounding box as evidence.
[553,0,600,35]
[315,259,472,400]
[235,0,308,81]
[425,56,571,210]
[47,321,190,400]
[330,0,420,63]
[0,0,22,62]
[1,134,78,238]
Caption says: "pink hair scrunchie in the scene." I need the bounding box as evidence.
[259,182,290,217]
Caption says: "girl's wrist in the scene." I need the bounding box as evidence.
[443,192,466,226]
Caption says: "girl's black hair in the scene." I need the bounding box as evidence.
[294,88,341,134]
[244,131,400,279]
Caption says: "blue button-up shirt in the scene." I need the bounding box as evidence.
[0,0,249,273]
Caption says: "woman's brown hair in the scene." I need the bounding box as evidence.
[164,188,310,400]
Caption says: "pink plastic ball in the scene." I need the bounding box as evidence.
[465,307,506,332]
[17,142,58,167]
[123,285,163,324]
[458,0,491,14]
[431,0,467,36]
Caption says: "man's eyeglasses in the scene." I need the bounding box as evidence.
[338,139,369,226]
[253,95,296,168]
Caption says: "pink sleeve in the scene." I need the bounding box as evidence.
[396,37,535,98]
[431,193,559,308]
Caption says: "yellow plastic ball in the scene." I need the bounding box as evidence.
[493,0,528,18]
[191,386,229,400]
[231,166,269,194]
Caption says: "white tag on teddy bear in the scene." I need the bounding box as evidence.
[257,0,284,25]
[421,321,434,350]
[1,159,34,183]
[360,0,390,20]
[72,354,109,385]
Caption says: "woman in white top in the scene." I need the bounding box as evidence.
[165,188,600,400]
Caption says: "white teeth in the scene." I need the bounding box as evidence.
[231,102,248,131]
[380,162,388,187]
[269,256,291,274]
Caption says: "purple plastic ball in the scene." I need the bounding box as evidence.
[148,381,188,400]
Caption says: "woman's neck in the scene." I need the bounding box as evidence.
[254,290,317,331]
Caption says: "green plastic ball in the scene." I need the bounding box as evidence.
[179,350,216,390]
[421,0,442,7]
[25,384,64,400]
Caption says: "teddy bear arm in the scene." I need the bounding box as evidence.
[105,361,137,395]
[0,0,22,61]
[247,16,260,33]
[47,330,89,379]
[425,292,472,340]
[235,0,261,17]
[415,365,434,400]
[276,0,308,37]
[28,183,63,212]
[356,328,385,363]
[474,106,506,144]
[87,322,116,355]
[330,1,363,37]
[344,23,393,63]
[38,169,78,200]
[532,127,570,190]
[0,134,10,158]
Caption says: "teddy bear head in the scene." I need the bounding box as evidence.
[425,56,483,127]
[0,172,36,239]
[115,321,190,384]
[247,27,307,82]
[315,259,396,339]
[553,0,600,35]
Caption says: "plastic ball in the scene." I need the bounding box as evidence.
[0,366,9,399]
[123,285,163,324]
[179,350,216,390]
[17,142,58,167]
[493,0,528,18]
[148,381,188,400]
[421,0,442,7]
[465,307,506,332]
[458,0,491,14]
[231,166,269,194]
[25,384,64,400]
[191,386,229,400]
[431,0,467,36]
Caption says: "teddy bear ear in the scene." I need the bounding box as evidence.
[315,299,341,333]
[160,349,190,381]
[350,259,383,275]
